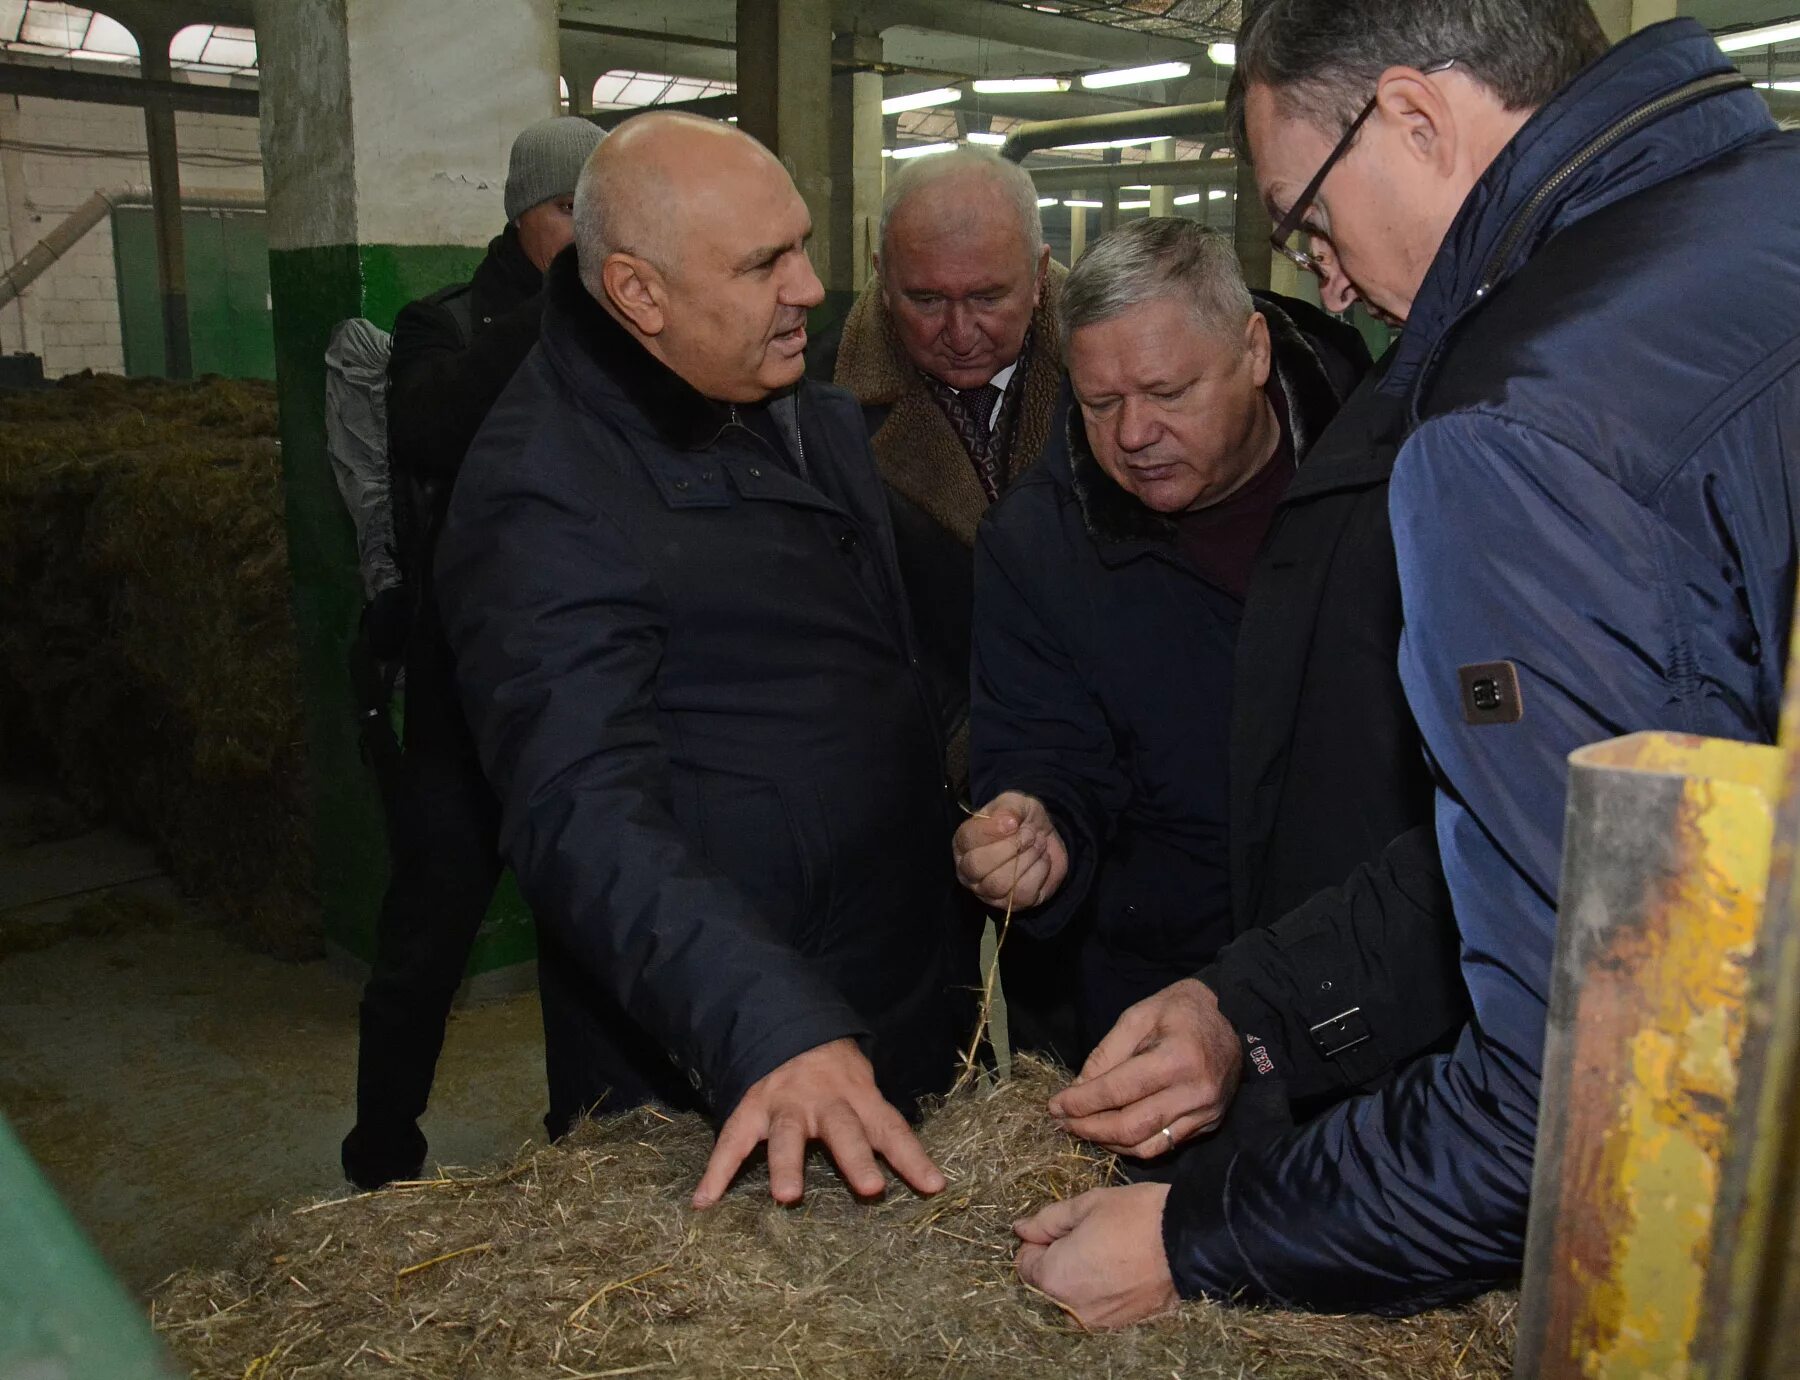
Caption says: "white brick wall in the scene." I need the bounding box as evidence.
[0,95,264,377]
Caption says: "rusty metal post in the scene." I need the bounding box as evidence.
[1515,732,1782,1378]
[1695,615,1800,1378]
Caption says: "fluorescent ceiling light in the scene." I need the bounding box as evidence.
[1117,200,1151,210]
[964,131,1008,146]
[1209,188,1229,200]
[1063,199,1104,208]
[1756,79,1800,90]
[1080,61,1190,89]
[1122,184,1152,190]
[882,86,961,114]
[1716,19,1800,51]
[1208,42,1236,66]
[1173,193,1201,205]
[1054,135,1169,151]
[881,148,893,157]
[890,141,960,159]
[1036,196,1060,207]
[972,76,1067,93]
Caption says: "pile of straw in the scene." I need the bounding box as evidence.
[153,1061,1515,1378]
[0,374,312,954]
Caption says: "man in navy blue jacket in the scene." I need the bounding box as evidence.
[1014,2,1800,1324]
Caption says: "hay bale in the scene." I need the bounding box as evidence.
[152,1061,1515,1378]
[0,374,313,955]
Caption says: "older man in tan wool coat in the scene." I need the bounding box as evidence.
[815,149,1065,766]
[813,146,1070,1055]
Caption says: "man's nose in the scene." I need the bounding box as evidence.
[942,303,982,353]
[1310,244,1360,314]
[786,253,825,310]
[1116,397,1159,452]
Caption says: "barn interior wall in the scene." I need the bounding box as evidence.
[0,93,262,376]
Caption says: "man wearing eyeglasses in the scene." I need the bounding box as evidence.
[1012,0,1800,1325]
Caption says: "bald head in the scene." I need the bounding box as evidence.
[574,112,783,296]
[570,111,824,403]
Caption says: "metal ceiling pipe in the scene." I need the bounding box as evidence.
[1025,157,1234,193]
[833,0,1200,65]
[999,100,1228,162]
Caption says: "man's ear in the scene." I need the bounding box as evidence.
[1373,65,1459,178]
[1245,310,1272,390]
[600,254,667,336]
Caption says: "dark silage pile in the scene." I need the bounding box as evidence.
[0,374,313,954]
[152,1061,1515,1379]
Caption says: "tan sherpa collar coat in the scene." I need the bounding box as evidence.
[832,261,1068,548]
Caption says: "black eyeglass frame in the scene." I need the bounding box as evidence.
[1267,58,1459,275]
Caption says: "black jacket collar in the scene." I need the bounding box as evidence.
[1068,293,1350,551]
[539,246,741,451]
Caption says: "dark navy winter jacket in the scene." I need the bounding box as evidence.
[1164,20,1800,1311]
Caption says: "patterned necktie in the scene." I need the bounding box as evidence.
[932,381,1006,503]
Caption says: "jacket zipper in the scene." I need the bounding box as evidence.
[1472,71,1751,301]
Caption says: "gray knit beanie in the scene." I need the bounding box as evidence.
[505,116,604,221]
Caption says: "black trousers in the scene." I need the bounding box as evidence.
[353,603,506,1132]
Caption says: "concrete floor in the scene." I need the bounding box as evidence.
[0,782,546,1296]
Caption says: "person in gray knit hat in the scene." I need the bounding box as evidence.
[506,115,607,271]
[340,111,603,1193]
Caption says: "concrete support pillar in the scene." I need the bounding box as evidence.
[1233,156,1272,291]
[134,22,191,378]
[1069,194,1087,263]
[736,0,834,294]
[829,31,883,296]
[563,53,604,117]
[1148,138,1176,217]
[253,0,558,971]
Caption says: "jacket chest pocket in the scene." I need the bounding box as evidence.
[690,775,826,948]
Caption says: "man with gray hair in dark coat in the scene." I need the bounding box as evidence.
[955,218,1368,1113]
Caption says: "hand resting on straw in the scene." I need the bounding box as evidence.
[1014,1182,1179,1329]
[1048,979,1244,1158]
[691,1038,947,1208]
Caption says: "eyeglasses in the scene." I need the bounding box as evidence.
[1268,58,1458,276]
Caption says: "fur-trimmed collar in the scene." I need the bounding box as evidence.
[1069,293,1352,550]
[539,245,764,451]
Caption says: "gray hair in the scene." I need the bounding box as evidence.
[1228,0,1608,153]
[1060,219,1253,354]
[878,147,1044,271]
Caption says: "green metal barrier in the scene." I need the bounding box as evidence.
[0,1113,179,1380]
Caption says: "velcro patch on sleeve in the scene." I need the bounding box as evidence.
[1459,660,1523,726]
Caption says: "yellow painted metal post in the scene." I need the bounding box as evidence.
[1696,621,1800,1377]
[1515,733,1782,1378]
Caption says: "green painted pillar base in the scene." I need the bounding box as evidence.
[0,1115,179,1379]
[270,242,536,978]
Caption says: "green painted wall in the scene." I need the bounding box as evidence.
[269,240,534,975]
[114,208,277,380]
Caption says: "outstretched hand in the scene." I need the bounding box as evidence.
[692,1038,947,1208]
[953,791,1069,909]
[1049,979,1244,1157]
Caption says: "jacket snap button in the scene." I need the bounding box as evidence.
[701,471,714,481]
[674,479,689,491]
[1320,980,1334,992]
[838,531,859,553]
[748,466,763,479]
